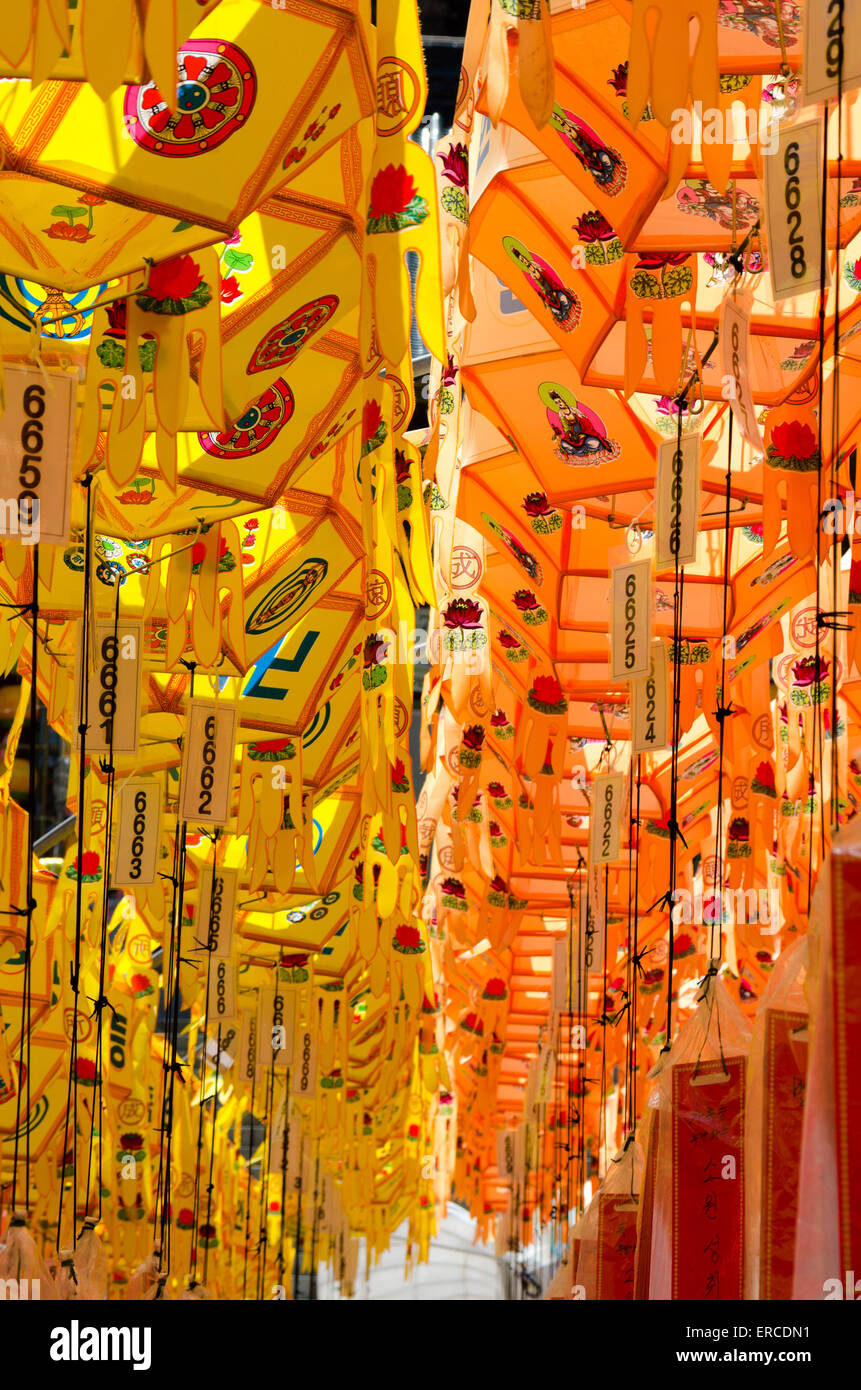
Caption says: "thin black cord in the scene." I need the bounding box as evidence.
[10,546,38,1215]
[190,834,221,1281]
[57,475,94,1253]
[82,577,122,1230]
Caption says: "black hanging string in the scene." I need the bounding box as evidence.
[630,759,642,1146]
[57,474,94,1254]
[809,100,831,904]
[189,832,221,1283]
[623,764,636,1143]
[155,660,196,1276]
[276,1067,292,1292]
[241,1059,258,1300]
[712,410,735,969]
[291,1099,304,1301]
[830,38,845,829]
[10,545,39,1216]
[309,1144,321,1301]
[81,576,122,1231]
[662,402,687,1053]
[201,1023,222,1289]
[152,826,180,1263]
[256,1062,276,1300]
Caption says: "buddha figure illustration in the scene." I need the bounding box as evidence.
[542,385,621,465]
[549,105,627,196]
[504,237,581,332]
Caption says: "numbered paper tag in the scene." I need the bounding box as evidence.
[719,294,763,452]
[803,0,861,103]
[270,1079,290,1165]
[215,1017,242,1068]
[238,1006,259,1089]
[551,935,570,1013]
[180,698,237,827]
[113,778,160,887]
[584,862,606,975]
[197,866,237,961]
[257,987,297,1072]
[0,364,75,547]
[497,1129,516,1183]
[610,558,651,681]
[207,958,237,1027]
[656,435,700,569]
[631,640,669,754]
[73,619,143,755]
[764,119,826,302]
[590,773,625,864]
[291,1026,318,1098]
[531,1045,556,1117]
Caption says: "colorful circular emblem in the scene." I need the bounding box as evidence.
[124,41,256,157]
[199,379,293,458]
[375,57,421,137]
[450,545,482,590]
[247,295,339,375]
[245,559,329,635]
[365,568,392,619]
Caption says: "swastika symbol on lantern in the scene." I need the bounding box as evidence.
[451,545,481,589]
[124,40,257,157]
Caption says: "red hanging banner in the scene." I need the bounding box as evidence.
[760,1008,807,1300]
[831,845,861,1275]
[595,1193,638,1300]
[672,1056,745,1300]
[634,1106,661,1301]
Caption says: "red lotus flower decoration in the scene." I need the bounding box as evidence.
[147,255,201,302]
[608,62,628,96]
[532,674,563,706]
[77,851,100,875]
[793,655,829,686]
[770,419,818,461]
[362,398,383,442]
[49,220,94,242]
[523,491,551,517]
[461,725,485,751]
[574,211,614,243]
[106,302,128,335]
[513,589,538,611]
[437,144,468,189]
[444,598,481,629]
[364,633,389,666]
[499,632,520,650]
[635,251,689,270]
[483,978,507,999]
[369,164,417,219]
[220,274,243,305]
[488,781,506,797]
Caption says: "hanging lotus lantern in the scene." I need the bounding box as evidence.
[762,402,821,559]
